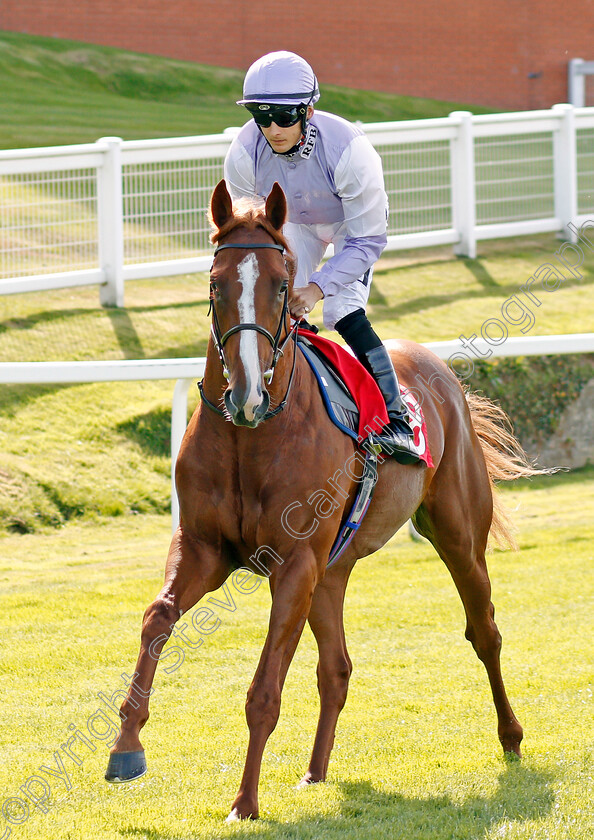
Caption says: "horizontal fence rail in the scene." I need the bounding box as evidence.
[1,106,594,305]
[1,333,592,529]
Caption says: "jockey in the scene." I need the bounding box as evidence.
[224,51,421,464]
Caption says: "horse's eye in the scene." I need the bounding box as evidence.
[279,282,288,296]
[210,281,219,297]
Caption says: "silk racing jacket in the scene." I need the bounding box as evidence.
[224,110,389,299]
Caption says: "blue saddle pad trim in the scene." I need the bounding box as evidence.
[327,450,377,569]
[298,342,359,442]
[298,338,377,570]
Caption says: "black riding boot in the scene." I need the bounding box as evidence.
[362,345,422,463]
[335,309,422,464]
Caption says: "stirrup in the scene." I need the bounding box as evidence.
[370,420,423,464]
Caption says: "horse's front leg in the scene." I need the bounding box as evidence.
[227,550,318,821]
[105,528,230,782]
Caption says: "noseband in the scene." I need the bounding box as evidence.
[199,241,299,420]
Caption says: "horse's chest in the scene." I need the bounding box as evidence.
[213,471,279,552]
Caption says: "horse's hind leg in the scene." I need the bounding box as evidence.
[299,562,355,786]
[105,529,230,782]
[414,457,523,757]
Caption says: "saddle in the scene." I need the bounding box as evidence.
[298,338,360,441]
[297,329,433,467]
[297,328,433,569]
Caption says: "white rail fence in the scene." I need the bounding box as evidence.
[1,333,592,529]
[1,105,594,306]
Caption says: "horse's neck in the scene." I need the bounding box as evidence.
[197,340,358,508]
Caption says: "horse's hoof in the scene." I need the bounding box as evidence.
[296,775,323,789]
[225,807,257,822]
[105,750,147,783]
[295,770,326,790]
[500,727,523,758]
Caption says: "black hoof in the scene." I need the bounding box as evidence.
[105,750,147,783]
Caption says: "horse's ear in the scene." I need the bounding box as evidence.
[265,182,287,231]
[210,180,234,230]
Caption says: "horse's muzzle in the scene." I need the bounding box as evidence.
[224,386,270,427]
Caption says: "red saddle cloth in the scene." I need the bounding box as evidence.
[300,328,388,441]
[300,327,434,467]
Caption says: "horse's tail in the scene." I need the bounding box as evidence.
[465,389,553,550]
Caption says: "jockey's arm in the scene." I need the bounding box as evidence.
[224,140,257,200]
[224,129,388,311]
[309,135,388,297]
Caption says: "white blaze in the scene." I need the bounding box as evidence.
[236,252,262,419]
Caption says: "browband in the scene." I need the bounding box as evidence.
[214,242,285,255]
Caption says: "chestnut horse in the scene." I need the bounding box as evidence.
[106,180,537,821]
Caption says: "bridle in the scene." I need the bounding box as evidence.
[199,241,300,420]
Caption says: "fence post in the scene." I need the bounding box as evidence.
[171,378,192,532]
[450,111,476,258]
[552,104,578,242]
[568,58,585,107]
[97,137,125,307]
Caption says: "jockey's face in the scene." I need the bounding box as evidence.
[260,106,314,154]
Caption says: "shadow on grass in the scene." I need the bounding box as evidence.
[120,761,555,840]
[463,258,499,289]
[371,264,594,321]
[0,382,74,416]
[0,298,210,363]
[106,307,146,359]
[117,407,172,457]
[0,297,209,331]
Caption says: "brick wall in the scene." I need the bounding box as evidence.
[1,0,593,109]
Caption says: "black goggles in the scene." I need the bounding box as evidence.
[245,104,306,128]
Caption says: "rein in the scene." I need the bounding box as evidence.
[199,241,300,421]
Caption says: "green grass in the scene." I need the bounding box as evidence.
[0,468,592,839]
[0,31,495,150]
[1,233,593,533]
[369,235,594,340]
